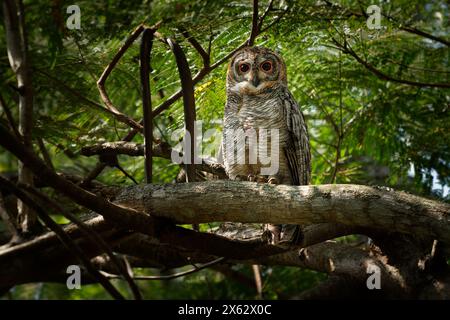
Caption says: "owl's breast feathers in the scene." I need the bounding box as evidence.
[223,87,311,185]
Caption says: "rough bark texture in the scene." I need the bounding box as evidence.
[115,181,450,246]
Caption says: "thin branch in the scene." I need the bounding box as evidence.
[140,28,155,183]
[96,24,146,132]
[257,0,274,31]
[400,25,450,47]
[179,27,210,67]
[36,69,144,124]
[329,135,341,184]
[0,192,19,241]
[19,184,142,300]
[37,138,54,172]
[0,91,21,139]
[247,0,259,46]
[80,162,107,187]
[114,164,138,185]
[102,257,225,281]
[252,264,263,298]
[324,0,449,47]
[333,38,450,88]
[0,175,125,300]
[259,3,289,33]
[167,38,197,182]
[0,122,156,236]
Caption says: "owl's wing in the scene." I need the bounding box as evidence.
[282,91,311,186]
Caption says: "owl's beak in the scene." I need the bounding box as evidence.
[251,73,260,88]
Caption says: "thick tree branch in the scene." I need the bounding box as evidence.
[116,181,450,246]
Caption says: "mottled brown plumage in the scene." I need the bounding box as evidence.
[221,46,311,244]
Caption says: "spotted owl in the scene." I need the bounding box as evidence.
[221,46,311,244]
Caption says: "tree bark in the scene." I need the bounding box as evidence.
[3,0,37,234]
[116,181,450,246]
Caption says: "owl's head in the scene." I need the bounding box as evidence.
[227,46,287,95]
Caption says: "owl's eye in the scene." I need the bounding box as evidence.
[261,61,272,72]
[239,63,250,73]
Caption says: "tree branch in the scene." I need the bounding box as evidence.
[167,38,197,182]
[80,141,227,178]
[140,28,154,183]
[0,91,21,139]
[116,181,450,246]
[3,0,37,234]
[0,176,125,300]
[333,39,450,89]
[96,24,147,132]
[247,0,259,46]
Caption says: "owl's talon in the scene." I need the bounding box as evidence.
[268,176,279,185]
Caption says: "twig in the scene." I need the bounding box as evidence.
[0,192,19,241]
[257,0,274,31]
[36,69,144,125]
[37,138,54,172]
[0,91,21,139]
[247,0,259,46]
[259,3,289,33]
[115,164,138,185]
[329,135,341,184]
[80,162,107,187]
[102,257,225,281]
[179,27,210,67]
[0,175,125,300]
[324,0,450,47]
[96,24,146,132]
[140,28,154,183]
[332,38,450,88]
[400,25,449,47]
[252,264,263,299]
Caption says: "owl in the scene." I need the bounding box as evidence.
[221,46,311,245]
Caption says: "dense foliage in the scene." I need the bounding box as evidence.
[0,0,449,299]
